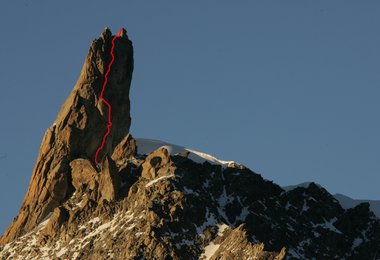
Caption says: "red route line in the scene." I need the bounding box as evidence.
[94,28,124,166]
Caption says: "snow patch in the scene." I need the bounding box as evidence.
[196,208,218,235]
[235,206,250,223]
[200,242,220,260]
[176,239,195,248]
[217,223,229,236]
[82,221,112,242]
[38,212,52,228]
[203,178,211,189]
[88,217,100,225]
[217,186,234,225]
[184,186,200,196]
[351,237,363,250]
[72,252,79,259]
[312,217,342,234]
[56,247,67,257]
[302,200,310,212]
[145,174,175,188]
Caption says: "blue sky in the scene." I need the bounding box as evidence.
[0,1,379,234]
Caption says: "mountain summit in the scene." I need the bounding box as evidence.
[1,28,379,259]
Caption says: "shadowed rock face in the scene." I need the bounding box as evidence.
[0,28,133,245]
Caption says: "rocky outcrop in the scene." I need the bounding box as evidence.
[111,133,137,168]
[2,141,379,259]
[97,156,120,202]
[0,27,133,245]
[39,206,69,242]
[141,147,176,180]
[207,225,286,260]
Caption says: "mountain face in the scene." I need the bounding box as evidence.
[1,28,380,260]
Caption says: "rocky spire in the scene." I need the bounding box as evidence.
[0,27,134,244]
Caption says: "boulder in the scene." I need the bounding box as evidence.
[141,147,176,180]
[70,159,98,192]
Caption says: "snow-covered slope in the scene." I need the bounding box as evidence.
[136,138,238,167]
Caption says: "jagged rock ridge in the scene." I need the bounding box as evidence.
[0,27,133,245]
[1,28,380,259]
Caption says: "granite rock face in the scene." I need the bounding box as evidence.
[0,27,133,245]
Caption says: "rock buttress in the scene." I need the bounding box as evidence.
[0,27,133,244]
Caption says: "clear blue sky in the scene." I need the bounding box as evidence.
[0,1,379,234]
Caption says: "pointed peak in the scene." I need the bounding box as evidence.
[118,28,128,38]
[100,27,130,41]
[100,27,112,40]
[0,27,133,245]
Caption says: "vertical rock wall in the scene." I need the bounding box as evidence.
[0,28,133,244]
